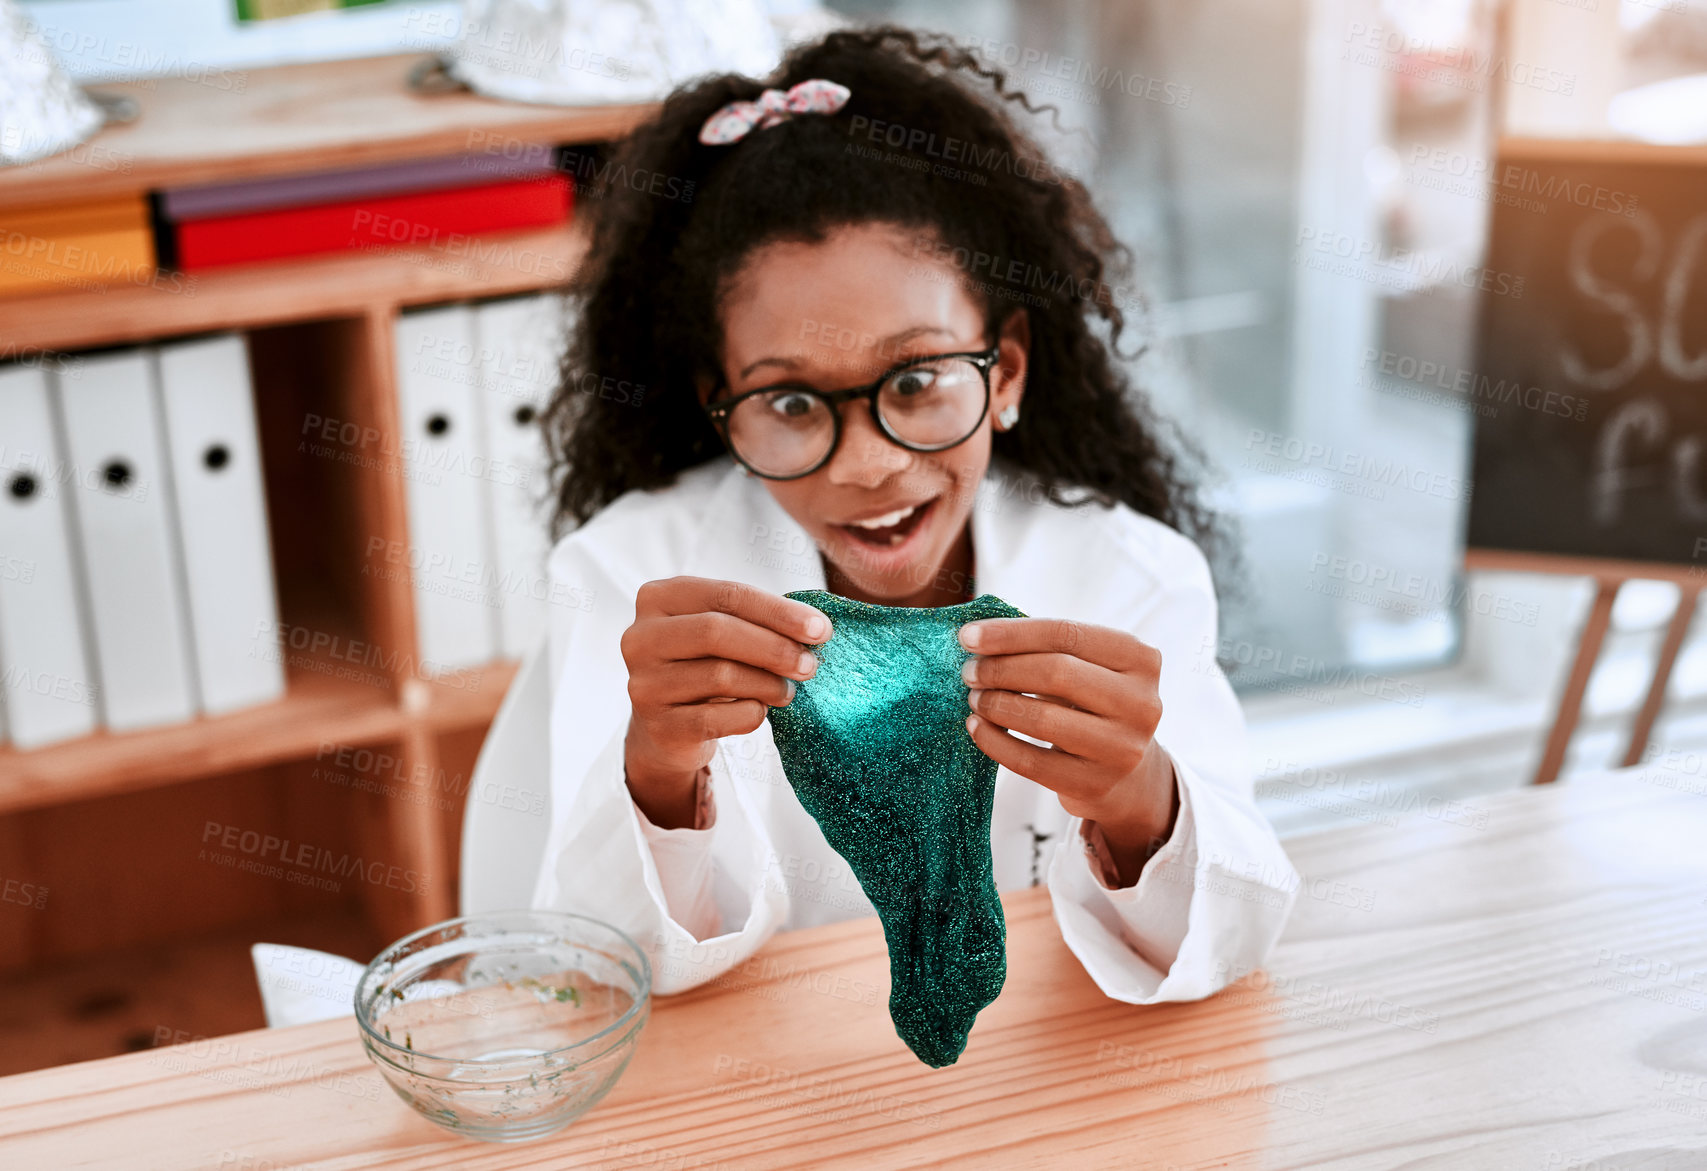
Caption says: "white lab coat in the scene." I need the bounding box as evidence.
[532,455,1299,1005]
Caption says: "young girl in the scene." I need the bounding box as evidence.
[531,26,1298,1006]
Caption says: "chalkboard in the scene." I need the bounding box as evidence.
[1468,144,1707,567]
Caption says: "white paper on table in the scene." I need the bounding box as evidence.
[251,943,472,1029]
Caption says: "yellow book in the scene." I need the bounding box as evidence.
[0,197,156,297]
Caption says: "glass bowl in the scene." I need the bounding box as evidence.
[354,910,651,1143]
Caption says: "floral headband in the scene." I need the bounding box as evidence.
[698,78,852,145]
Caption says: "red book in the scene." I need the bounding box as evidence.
[174,173,573,271]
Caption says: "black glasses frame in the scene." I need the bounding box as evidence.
[702,345,1001,481]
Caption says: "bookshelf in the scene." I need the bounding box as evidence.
[0,52,652,1071]
[0,53,652,205]
[0,220,589,353]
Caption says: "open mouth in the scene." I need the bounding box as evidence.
[838,497,938,549]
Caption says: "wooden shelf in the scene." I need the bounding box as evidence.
[0,672,401,817]
[0,50,590,988]
[0,658,518,817]
[408,659,521,729]
[0,53,655,208]
[0,221,589,353]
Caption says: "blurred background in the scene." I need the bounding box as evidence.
[2,0,1705,1072]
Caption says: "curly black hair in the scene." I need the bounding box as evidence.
[542,23,1230,585]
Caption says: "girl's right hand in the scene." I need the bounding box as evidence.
[621,576,831,828]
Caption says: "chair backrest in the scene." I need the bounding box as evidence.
[459,638,553,914]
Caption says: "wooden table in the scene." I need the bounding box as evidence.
[5,769,1706,1169]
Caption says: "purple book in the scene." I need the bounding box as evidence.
[162,150,561,221]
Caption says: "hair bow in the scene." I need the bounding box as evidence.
[698,78,852,145]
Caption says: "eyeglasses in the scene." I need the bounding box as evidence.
[703,345,1000,480]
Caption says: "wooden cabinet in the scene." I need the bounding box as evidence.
[0,53,653,1073]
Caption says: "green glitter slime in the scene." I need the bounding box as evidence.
[767,589,1026,1067]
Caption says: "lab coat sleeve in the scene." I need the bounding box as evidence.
[530,523,790,996]
[538,718,791,996]
[1045,538,1299,1004]
[631,767,722,941]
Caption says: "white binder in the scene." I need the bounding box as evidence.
[0,363,99,748]
[394,305,498,673]
[157,334,285,715]
[473,293,569,659]
[55,348,199,731]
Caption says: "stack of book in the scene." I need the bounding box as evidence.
[156,150,572,271]
[0,196,156,298]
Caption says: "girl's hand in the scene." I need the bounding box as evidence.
[622,576,831,828]
[959,618,1179,885]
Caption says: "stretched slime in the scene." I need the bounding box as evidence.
[766,589,1025,1066]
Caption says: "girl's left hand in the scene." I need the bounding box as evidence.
[959,617,1179,877]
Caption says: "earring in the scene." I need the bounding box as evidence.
[996,404,1020,431]
[736,462,753,477]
